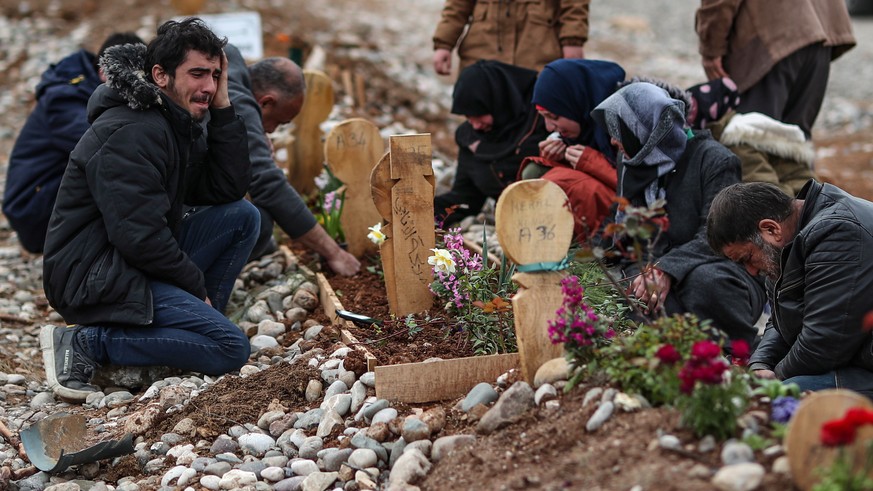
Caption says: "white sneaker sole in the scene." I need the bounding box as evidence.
[39,325,93,403]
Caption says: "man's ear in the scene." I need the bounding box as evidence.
[152,65,169,89]
[257,94,275,109]
[757,218,783,245]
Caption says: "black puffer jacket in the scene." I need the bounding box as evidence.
[43,43,252,326]
[750,180,873,387]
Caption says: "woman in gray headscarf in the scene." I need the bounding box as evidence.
[591,82,765,347]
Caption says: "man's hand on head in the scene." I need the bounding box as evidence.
[211,49,231,109]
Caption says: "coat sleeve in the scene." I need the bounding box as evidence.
[775,219,873,379]
[226,47,317,239]
[558,0,590,45]
[185,106,252,204]
[656,144,741,283]
[748,319,790,371]
[695,0,743,58]
[90,123,206,298]
[433,0,475,50]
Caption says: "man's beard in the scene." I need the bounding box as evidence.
[760,240,783,281]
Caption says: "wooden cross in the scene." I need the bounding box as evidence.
[784,389,873,491]
[370,134,435,316]
[495,179,574,382]
[285,69,334,197]
[324,118,384,257]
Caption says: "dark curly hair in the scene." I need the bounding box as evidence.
[145,17,227,83]
[706,182,794,254]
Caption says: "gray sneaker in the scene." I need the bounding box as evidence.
[39,325,100,402]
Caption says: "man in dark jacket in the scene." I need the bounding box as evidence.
[39,18,260,402]
[3,32,143,253]
[707,180,873,399]
[224,45,360,275]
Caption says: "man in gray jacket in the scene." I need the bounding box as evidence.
[225,45,360,276]
[707,180,873,398]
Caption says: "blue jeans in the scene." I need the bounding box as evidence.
[784,367,873,400]
[82,200,259,375]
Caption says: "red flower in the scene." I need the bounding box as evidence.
[690,340,721,361]
[864,310,873,332]
[821,418,858,446]
[731,339,751,365]
[844,407,873,427]
[655,344,681,365]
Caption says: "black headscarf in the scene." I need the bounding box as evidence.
[451,60,539,160]
[531,59,626,163]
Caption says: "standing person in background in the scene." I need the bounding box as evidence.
[3,32,144,253]
[432,0,589,75]
[695,0,855,138]
[434,60,548,227]
[224,44,360,275]
[40,19,258,402]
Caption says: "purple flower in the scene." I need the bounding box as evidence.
[771,396,800,424]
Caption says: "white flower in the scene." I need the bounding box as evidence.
[428,248,456,274]
[367,223,386,245]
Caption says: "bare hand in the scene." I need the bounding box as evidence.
[702,55,729,81]
[562,45,585,59]
[211,50,231,109]
[563,145,586,169]
[205,296,213,307]
[327,248,361,277]
[628,267,671,314]
[433,48,452,75]
[539,138,567,162]
[753,369,777,380]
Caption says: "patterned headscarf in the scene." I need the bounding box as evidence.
[686,77,741,130]
[532,59,626,163]
[591,82,688,212]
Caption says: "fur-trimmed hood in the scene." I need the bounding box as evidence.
[91,42,162,115]
[721,112,815,167]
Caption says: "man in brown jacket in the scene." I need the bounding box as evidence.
[695,0,855,138]
[432,0,589,75]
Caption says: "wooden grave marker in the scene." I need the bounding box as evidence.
[370,151,399,313]
[370,134,435,317]
[286,69,333,197]
[324,119,384,257]
[784,389,873,491]
[495,179,573,382]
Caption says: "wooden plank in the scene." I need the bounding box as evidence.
[324,119,384,258]
[370,151,399,313]
[375,353,519,403]
[286,69,334,197]
[387,134,435,316]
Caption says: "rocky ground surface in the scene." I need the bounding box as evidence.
[0,1,871,490]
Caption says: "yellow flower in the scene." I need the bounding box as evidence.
[367,223,386,245]
[428,248,456,274]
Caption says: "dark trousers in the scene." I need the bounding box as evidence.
[737,42,833,139]
[82,200,259,376]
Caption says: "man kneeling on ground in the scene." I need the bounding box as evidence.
[707,180,873,399]
[40,18,259,402]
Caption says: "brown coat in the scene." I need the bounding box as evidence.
[433,0,589,72]
[695,0,855,92]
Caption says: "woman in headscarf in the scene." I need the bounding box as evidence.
[523,58,626,240]
[434,60,549,227]
[591,82,765,346]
